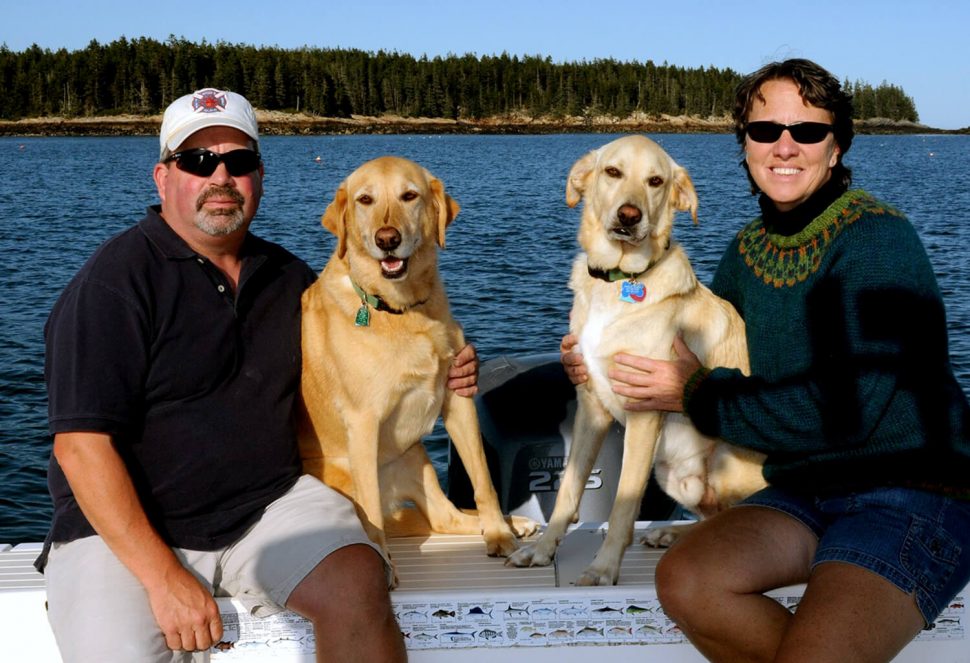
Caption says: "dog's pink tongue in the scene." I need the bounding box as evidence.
[382,257,404,272]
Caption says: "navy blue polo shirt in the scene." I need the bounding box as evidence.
[44,206,315,551]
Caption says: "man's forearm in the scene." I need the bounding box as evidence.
[53,431,185,589]
[53,431,223,649]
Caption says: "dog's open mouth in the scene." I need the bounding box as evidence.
[380,256,409,279]
[608,226,642,243]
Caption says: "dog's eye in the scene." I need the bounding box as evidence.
[604,167,622,178]
[648,176,664,187]
[400,191,419,202]
[357,195,374,205]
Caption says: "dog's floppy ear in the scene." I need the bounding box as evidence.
[322,184,350,257]
[429,178,460,248]
[566,149,598,208]
[671,165,699,224]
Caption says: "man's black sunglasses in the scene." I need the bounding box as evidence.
[745,121,833,144]
[164,148,262,177]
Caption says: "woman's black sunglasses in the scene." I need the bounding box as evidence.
[745,121,833,144]
[165,148,262,177]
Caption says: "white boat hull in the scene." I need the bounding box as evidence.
[3,523,967,662]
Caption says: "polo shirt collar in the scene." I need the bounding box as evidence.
[139,205,200,260]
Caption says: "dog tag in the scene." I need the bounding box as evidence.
[355,304,370,327]
[619,280,646,303]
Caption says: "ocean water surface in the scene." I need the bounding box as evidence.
[2,132,968,543]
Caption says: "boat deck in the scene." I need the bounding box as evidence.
[2,523,967,661]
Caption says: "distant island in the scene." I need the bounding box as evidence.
[4,38,962,136]
[1,110,961,137]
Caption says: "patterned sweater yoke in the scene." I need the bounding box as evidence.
[737,190,907,288]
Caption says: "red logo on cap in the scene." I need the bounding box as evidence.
[192,89,227,113]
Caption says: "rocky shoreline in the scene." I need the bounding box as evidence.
[0,111,961,137]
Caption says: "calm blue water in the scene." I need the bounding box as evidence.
[2,133,968,544]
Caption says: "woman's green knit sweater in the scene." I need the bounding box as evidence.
[686,189,970,494]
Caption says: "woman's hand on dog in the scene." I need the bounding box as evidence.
[448,343,480,397]
[561,333,703,412]
[560,333,588,385]
[611,335,702,412]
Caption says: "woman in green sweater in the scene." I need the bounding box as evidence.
[562,59,970,662]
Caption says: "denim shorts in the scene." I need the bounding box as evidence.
[741,485,970,626]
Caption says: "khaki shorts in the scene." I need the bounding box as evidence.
[45,475,388,663]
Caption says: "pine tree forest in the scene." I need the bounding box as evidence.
[0,37,920,123]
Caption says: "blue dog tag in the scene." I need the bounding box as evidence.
[619,280,646,303]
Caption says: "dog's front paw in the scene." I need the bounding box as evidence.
[575,564,618,587]
[640,522,694,548]
[505,541,555,568]
[507,515,540,538]
[484,528,519,557]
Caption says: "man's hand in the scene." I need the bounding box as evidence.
[560,333,588,385]
[147,564,223,651]
[447,343,480,397]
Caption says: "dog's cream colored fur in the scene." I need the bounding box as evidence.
[507,136,766,585]
[298,156,536,585]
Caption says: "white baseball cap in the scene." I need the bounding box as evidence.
[159,88,259,159]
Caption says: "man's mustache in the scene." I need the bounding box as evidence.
[196,185,245,211]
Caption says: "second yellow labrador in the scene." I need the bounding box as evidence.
[507,135,766,585]
[298,156,536,585]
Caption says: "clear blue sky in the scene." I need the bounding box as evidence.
[4,0,968,129]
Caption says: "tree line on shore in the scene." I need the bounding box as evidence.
[0,36,920,123]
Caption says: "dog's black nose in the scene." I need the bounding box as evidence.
[375,226,402,251]
[617,204,642,227]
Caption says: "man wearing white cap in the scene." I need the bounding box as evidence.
[38,88,467,661]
